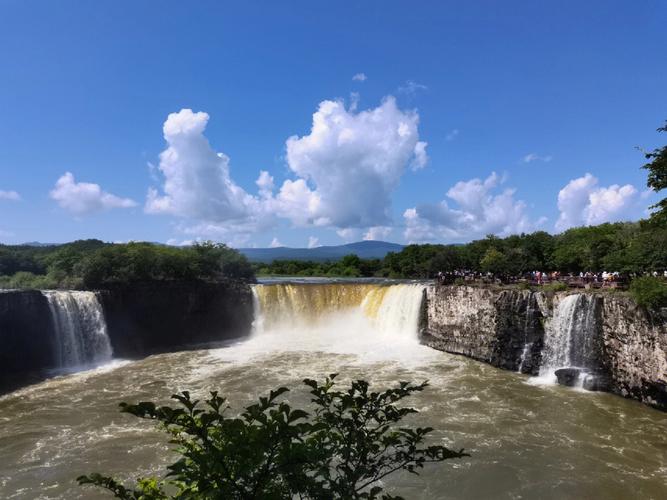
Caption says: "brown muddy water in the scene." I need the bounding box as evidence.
[0,283,665,499]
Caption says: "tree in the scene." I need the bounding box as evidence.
[642,121,667,223]
[480,248,508,276]
[78,376,468,499]
[629,276,667,310]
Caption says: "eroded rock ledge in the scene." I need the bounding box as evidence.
[420,285,667,410]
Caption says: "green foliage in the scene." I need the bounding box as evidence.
[0,241,254,290]
[78,376,467,499]
[542,282,568,293]
[642,121,667,223]
[255,222,667,281]
[629,276,667,310]
[479,248,508,275]
[79,241,254,288]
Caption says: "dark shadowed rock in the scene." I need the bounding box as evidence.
[0,290,56,393]
[0,281,255,394]
[99,280,254,358]
[582,373,611,392]
[555,368,582,387]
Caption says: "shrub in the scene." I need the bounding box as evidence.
[78,376,468,499]
[630,276,667,310]
[542,281,568,293]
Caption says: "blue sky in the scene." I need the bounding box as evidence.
[0,0,665,248]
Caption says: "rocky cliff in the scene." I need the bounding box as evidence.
[0,290,56,392]
[421,285,667,410]
[599,295,667,409]
[99,280,254,358]
[0,281,254,394]
[421,286,544,374]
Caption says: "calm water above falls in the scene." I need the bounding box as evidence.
[1,284,666,499]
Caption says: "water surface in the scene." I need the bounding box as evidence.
[1,284,665,499]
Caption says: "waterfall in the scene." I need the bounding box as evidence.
[43,291,113,369]
[517,294,536,373]
[230,283,436,366]
[538,294,599,383]
[252,283,425,339]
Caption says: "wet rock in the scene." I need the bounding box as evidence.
[0,290,56,393]
[420,286,545,374]
[555,368,582,387]
[582,373,611,392]
[99,280,254,358]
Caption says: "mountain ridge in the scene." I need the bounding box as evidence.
[238,240,404,263]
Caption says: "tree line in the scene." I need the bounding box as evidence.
[0,240,255,289]
[255,220,667,279]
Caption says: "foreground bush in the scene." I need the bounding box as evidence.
[630,276,667,310]
[78,376,468,499]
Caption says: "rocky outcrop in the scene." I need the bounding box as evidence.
[0,290,56,392]
[422,285,667,410]
[599,295,667,409]
[99,280,254,358]
[421,286,544,374]
[0,281,255,394]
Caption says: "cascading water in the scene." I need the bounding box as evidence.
[517,295,536,373]
[43,291,113,369]
[221,283,436,367]
[538,293,599,386]
[252,283,425,335]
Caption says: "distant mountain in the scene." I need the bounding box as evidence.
[238,240,405,263]
[19,241,55,247]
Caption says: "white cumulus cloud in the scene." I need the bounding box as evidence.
[283,96,427,228]
[363,226,393,241]
[148,100,427,245]
[556,173,639,231]
[0,190,20,201]
[307,236,320,249]
[336,228,359,242]
[352,73,367,82]
[269,237,283,248]
[50,172,136,216]
[146,109,256,221]
[403,172,543,243]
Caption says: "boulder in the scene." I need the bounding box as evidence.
[555,368,582,387]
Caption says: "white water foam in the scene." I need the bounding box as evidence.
[43,291,113,370]
[530,293,598,387]
[208,283,439,368]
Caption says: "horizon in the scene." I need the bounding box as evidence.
[1,1,665,248]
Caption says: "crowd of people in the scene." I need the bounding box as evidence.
[435,269,667,287]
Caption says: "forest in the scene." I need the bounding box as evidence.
[254,220,666,279]
[0,220,665,290]
[0,240,254,289]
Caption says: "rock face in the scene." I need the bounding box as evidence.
[99,281,254,358]
[421,286,544,374]
[554,368,582,387]
[0,290,56,392]
[0,281,254,394]
[599,295,667,409]
[422,285,667,410]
